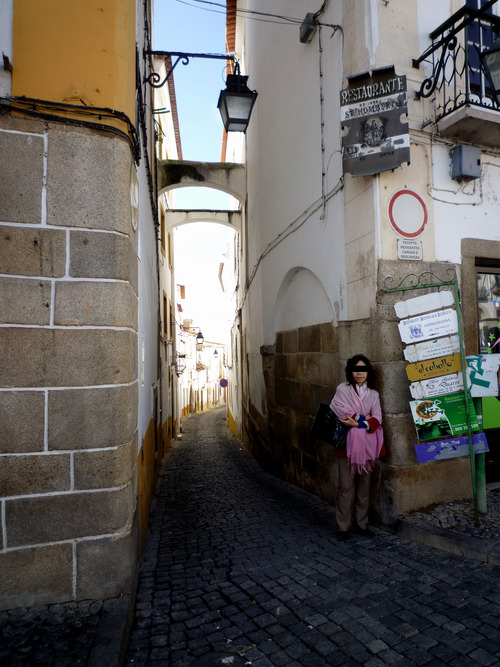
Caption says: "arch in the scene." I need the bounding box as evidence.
[272,267,334,337]
[157,160,246,204]
[165,209,241,233]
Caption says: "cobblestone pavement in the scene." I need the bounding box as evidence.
[0,601,101,666]
[0,596,131,667]
[124,408,500,667]
[403,484,500,540]
[2,408,500,666]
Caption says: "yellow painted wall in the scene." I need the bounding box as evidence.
[12,0,136,121]
[227,407,238,437]
[137,417,175,545]
[137,419,155,545]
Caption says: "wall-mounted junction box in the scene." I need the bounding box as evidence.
[450,145,481,181]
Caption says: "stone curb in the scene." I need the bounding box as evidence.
[395,518,500,566]
[88,593,135,667]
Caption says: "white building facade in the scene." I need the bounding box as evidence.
[233,0,500,519]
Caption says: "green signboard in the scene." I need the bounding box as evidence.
[410,392,480,442]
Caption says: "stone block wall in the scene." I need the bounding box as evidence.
[248,322,341,507]
[0,117,139,609]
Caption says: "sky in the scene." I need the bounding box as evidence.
[153,0,236,342]
[174,222,234,344]
[153,0,229,166]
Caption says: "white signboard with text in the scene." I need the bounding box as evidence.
[398,308,458,344]
[403,334,460,363]
[409,373,464,399]
[395,291,454,319]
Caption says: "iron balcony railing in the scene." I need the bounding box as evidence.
[413,2,500,122]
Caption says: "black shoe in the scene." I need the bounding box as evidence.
[354,525,374,537]
[337,531,349,542]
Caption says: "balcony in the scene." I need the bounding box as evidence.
[413,2,500,147]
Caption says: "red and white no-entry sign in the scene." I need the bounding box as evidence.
[388,189,428,239]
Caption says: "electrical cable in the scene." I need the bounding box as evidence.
[242,177,344,305]
[1,96,140,161]
[177,0,302,23]
[175,0,339,29]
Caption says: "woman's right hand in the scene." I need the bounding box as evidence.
[340,416,358,428]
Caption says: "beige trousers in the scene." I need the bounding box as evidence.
[336,457,371,531]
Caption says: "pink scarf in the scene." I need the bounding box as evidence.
[330,382,384,474]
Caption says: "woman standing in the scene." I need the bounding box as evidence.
[330,355,385,541]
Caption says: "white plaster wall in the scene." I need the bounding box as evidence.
[0,0,13,97]
[433,150,500,263]
[240,0,345,414]
[273,267,334,334]
[136,165,159,449]
[243,0,344,340]
[136,15,160,451]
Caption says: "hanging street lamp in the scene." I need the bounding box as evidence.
[145,51,257,132]
[217,62,258,133]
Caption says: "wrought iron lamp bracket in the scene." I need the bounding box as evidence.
[144,50,235,89]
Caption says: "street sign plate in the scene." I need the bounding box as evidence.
[398,308,458,343]
[397,239,423,261]
[403,334,460,362]
[414,432,488,463]
[466,354,500,397]
[395,290,454,318]
[410,392,480,441]
[406,353,462,381]
[409,373,463,399]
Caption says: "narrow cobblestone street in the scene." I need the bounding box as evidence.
[125,408,500,667]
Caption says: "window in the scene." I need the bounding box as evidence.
[160,209,166,256]
[475,260,500,479]
[168,232,173,269]
[466,0,498,101]
[163,293,168,338]
[476,265,500,354]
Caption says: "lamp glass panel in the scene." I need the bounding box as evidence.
[218,89,256,132]
[224,93,255,119]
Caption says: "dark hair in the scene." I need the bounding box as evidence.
[345,355,376,389]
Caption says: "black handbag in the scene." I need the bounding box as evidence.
[311,403,347,450]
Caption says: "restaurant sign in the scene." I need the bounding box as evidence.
[410,392,481,442]
[340,66,409,177]
[405,353,462,382]
[409,373,463,400]
[403,334,460,363]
